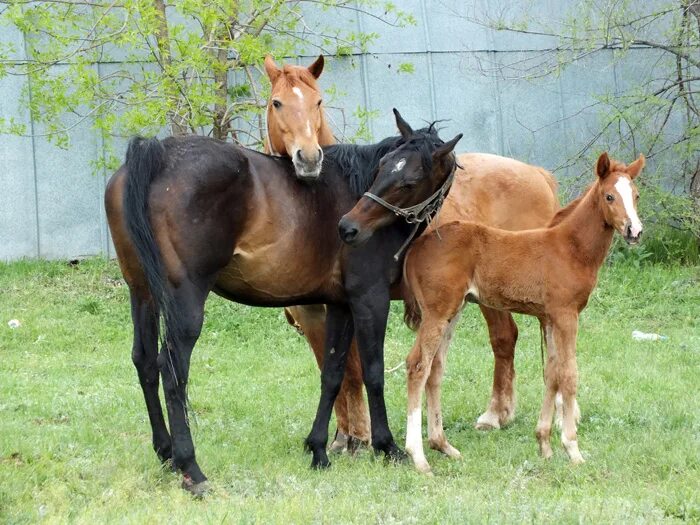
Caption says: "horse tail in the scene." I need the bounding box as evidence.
[401,260,423,331]
[537,166,561,210]
[123,137,186,391]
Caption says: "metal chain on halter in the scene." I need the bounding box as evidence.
[363,155,458,261]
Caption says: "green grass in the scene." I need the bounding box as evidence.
[1,258,699,524]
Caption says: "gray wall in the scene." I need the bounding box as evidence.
[0,0,678,260]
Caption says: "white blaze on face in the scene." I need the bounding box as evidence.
[614,177,643,236]
[305,120,312,138]
[392,158,406,173]
[292,86,304,101]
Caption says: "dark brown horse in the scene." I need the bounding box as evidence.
[105,109,460,494]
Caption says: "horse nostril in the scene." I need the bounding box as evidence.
[626,224,633,238]
[338,218,359,243]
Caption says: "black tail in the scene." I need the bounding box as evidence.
[123,137,186,391]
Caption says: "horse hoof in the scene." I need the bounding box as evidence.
[385,445,408,464]
[181,475,210,498]
[311,456,331,470]
[475,412,500,431]
[329,431,349,454]
[414,460,433,475]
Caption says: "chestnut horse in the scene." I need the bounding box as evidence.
[105,109,460,494]
[266,57,561,450]
[398,153,645,473]
[263,55,369,451]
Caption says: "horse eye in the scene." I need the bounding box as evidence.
[606,194,615,202]
[317,100,322,107]
[272,100,282,109]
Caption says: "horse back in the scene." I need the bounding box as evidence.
[434,153,559,232]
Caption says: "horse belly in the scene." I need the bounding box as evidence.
[214,240,339,304]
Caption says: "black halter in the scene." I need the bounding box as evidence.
[362,156,458,261]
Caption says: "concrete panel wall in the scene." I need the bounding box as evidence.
[0,1,687,260]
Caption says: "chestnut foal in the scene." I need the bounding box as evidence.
[402,153,645,473]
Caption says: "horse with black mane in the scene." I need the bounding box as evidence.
[104,109,461,494]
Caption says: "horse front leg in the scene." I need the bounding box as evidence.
[158,280,209,496]
[350,291,405,463]
[285,305,370,452]
[304,304,355,469]
[551,312,584,464]
[476,306,518,430]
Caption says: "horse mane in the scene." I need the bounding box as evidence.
[280,64,321,92]
[323,126,444,197]
[548,183,594,227]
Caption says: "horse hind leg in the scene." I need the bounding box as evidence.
[129,292,172,464]
[426,312,462,461]
[476,307,517,430]
[405,316,452,475]
[158,279,210,496]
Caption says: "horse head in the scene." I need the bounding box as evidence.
[594,152,644,244]
[338,109,462,246]
[264,55,333,180]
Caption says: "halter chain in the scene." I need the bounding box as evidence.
[362,160,457,261]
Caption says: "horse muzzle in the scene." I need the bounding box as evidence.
[623,221,642,245]
[292,147,323,181]
[338,216,371,246]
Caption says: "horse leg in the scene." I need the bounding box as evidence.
[551,312,584,464]
[350,292,404,462]
[535,321,558,460]
[405,317,446,474]
[304,304,354,468]
[129,292,172,464]
[476,307,518,430]
[158,279,209,495]
[426,312,462,461]
[285,306,370,452]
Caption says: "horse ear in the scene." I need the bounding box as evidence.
[393,108,413,139]
[264,55,281,84]
[307,55,324,79]
[626,154,645,180]
[433,133,463,159]
[596,152,611,179]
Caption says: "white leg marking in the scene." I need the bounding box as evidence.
[406,408,431,474]
[614,177,643,236]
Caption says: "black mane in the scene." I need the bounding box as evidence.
[323,126,444,197]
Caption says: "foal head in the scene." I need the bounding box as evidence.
[264,55,330,180]
[338,109,462,245]
[595,152,645,244]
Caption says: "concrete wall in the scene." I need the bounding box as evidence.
[0,0,682,260]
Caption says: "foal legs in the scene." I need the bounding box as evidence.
[426,314,462,460]
[476,307,518,430]
[285,305,370,450]
[129,292,171,463]
[304,305,355,468]
[535,314,583,463]
[405,313,460,474]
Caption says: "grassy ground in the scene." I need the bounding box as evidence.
[0,258,698,524]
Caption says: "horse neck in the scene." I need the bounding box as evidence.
[556,185,614,270]
[318,111,336,146]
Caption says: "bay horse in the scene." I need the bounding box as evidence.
[395,152,645,473]
[104,109,461,494]
[267,57,561,450]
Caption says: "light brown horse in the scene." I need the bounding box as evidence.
[265,57,562,451]
[401,152,645,473]
[263,55,370,450]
